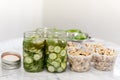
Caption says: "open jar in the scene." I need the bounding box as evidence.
[45,30,67,73]
[23,30,45,72]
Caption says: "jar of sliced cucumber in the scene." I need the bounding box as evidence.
[45,30,67,73]
[23,31,45,72]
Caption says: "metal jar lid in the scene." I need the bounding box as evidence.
[1,52,21,70]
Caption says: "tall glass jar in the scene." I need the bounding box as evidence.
[45,30,67,73]
[23,31,45,72]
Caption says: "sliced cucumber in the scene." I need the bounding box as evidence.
[48,66,55,72]
[36,49,42,54]
[49,53,57,60]
[48,45,54,52]
[29,47,37,53]
[55,58,62,62]
[60,50,66,56]
[24,57,33,64]
[38,51,43,55]
[54,46,61,53]
[30,66,38,71]
[61,63,66,69]
[57,67,63,72]
[23,52,28,57]
[33,54,42,61]
[32,38,44,44]
[52,61,60,68]
[63,55,67,62]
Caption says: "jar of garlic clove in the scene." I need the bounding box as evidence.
[93,47,117,71]
[67,47,92,72]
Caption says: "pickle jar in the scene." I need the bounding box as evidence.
[23,30,45,72]
[45,30,67,73]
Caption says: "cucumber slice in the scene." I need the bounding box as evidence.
[60,50,66,56]
[63,55,67,62]
[57,67,63,72]
[32,38,44,44]
[61,63,66,69]
[48,45,54,52]
[24,57,33,64]
[54,46,61,53]
[33,54,42,61]
[36,49,42,54]
[49,53,57,60]
[48,66,55,72]
[23,52,28,57]
[56,58,62,62]
[52,61,60,68]
[38,51,43,55]
[30,66,38,71]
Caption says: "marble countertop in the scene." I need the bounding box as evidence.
[0,38,120,80]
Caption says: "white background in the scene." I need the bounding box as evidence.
[0,0,42,41]
[0,0,120,44]
[43,0,120,44]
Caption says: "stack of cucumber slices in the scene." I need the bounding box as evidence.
[46,39,67,73]
[23,36,45,72]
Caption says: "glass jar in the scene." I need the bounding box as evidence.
[23,31,45,72]
[45,30,67,73]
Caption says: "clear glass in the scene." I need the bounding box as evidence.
[45,30,67,73]
[23,30,45,72]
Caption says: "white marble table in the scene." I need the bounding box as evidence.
[0,38,120,80]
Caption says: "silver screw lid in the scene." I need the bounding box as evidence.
[1,52,21,70]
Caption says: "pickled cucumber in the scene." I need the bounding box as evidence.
[45,39,67,73]
[23,35,45,72]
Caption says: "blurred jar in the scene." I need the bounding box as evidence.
[23,29,45,72]
[45,30,67,73]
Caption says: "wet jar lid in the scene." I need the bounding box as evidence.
[1,52,21,70]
